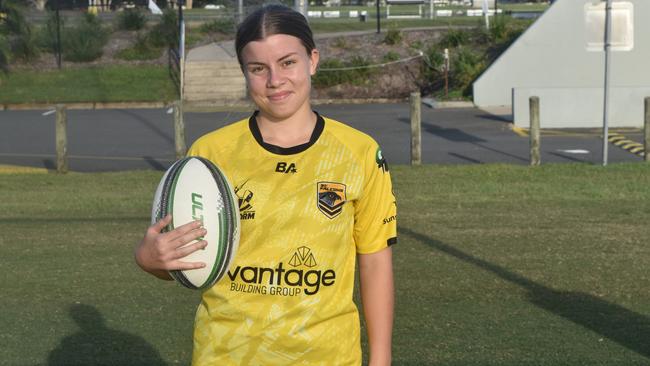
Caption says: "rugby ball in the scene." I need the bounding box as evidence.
[151,157,240,290]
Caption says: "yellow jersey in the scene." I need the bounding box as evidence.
[187,112,397,365]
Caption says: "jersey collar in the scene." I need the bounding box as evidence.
[248,111,325,155]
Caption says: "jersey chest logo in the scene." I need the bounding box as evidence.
[317,182,347,219]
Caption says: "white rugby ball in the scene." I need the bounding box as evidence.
[151,157,240,290]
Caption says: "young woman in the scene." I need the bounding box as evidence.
[135,5,396,365]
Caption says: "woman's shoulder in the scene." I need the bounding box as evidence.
[190,118,249,151]
[321,116,379,150]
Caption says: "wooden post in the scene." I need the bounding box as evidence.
[643,97,650,161]
[410,92,421,166]
[173,101,187,160]
[55,104,68,174]
[529,96,540,166]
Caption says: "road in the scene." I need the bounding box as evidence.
[0,103,643,172]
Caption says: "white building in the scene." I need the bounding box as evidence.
[472,0,650,128]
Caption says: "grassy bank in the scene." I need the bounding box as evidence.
[0,65,177,104]
[1,163,649,365]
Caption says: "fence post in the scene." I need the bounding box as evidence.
[55,104,68,174]
[529,96,540,166]
[410,92,421,166]
[173,100,186,159]
[643,97,650,161]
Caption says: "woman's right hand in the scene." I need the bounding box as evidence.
[134,214,208,280]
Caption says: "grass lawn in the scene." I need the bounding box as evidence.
[1,163,649,365]
[0,65,177,104]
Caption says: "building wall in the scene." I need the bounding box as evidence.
[472,0,650,128]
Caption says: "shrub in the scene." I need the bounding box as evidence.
[148,8,178,49]
[62,13,109,62]
[116,33,162,60]
[439,28,470,48]
[199,18,234,34]
[37,11,64,53]
[383,29,402,45]
[451,48,486,96]
[0,35,9,72]
[409,39,424,51]
[0,0,39,62]
[313,56,374,88]
[116,8,147,31]
[382,51,400,63]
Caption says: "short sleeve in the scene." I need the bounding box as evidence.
[353,143,397,254]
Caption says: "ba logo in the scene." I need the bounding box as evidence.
[376,147,389,173]
[276,162,297,173]
[317,182,346,219]
[234,180,255,220]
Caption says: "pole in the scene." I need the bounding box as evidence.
[429,0,433,19]
[643,97,650,161]
[55,0,62,69]
[174,101,187,159]
[410,92,421,165]
[602,0,612,166]
[238,0,243,24]
[444,48,449,99]
[376,0,381,34]
[55,104,68,173]
[178,0,185,103]
[529,96,540,166]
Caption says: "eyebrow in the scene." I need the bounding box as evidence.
[245,52,299,66]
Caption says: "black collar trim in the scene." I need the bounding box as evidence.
[248,111,325,155]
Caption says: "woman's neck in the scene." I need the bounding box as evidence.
[256,107,317,148]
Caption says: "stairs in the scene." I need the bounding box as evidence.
[183,43,248,106]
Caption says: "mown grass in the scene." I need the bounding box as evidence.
[0,65,177,104]
[1,163,650,365]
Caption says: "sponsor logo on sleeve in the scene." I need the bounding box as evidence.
[234,180,255,220]
[376,147,389,173]
[317,182,347,219]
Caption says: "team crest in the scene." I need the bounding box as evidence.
[317,182,346,219]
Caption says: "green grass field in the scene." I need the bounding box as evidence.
[0,65,177,104]
[1,163,650,365]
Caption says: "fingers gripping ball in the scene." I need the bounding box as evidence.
[151,157,240,289]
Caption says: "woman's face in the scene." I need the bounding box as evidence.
[241,34,319,121]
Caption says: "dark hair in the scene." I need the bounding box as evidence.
[235,4,315,66]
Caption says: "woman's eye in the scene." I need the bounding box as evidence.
[282,59,296,67]
[249,66,265,74]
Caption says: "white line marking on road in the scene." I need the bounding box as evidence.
[557,149,590,154]
[42,110,56,116]
[166,108,174,114]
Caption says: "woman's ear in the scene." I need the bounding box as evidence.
[309,49,320,76]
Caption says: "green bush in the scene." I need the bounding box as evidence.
[0,35,9,72]
[382,51,400,63]
[116,9,147,31]
[37,11,64,53]
[116,33,162,61]
[313,56,373,88]
[439,28,470,48]
[198,18,234,34]
[0,0,39,62]
[148,8,178,49]
[451,48,486,96]
[383,29,402,45]
[62,13,109,62]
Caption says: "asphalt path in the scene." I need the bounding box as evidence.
[0,103,643,172]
